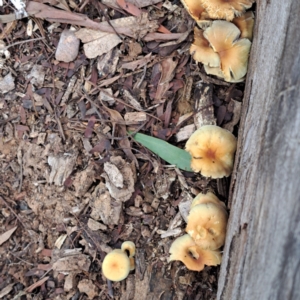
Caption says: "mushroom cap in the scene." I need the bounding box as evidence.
[169,234,222,271]
[190,27,220,67]
[191,192,226,210]
[180,0,206,22]
[102,249,130,282]
[200,0,254,21]
[232,11,255,41]
[185,125,237,178]
[186,203,228,250]
[203,65,224,79]
[204,20,251,82]
[121,241,136,257]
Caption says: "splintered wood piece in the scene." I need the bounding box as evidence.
[194,81,216,129]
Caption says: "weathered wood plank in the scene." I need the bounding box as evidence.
[218,0,300,299]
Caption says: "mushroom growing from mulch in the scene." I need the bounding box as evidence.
[185,125,237,178]
[169,234,222,271]
[190,20,252,82]
[200,0,255,21]
[186,202,228,250]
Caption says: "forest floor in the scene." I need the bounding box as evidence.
[0,0,246,299]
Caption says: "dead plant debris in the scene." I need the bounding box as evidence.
[0,0,250,298]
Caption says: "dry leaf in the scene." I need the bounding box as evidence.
[0,283,15,298]
[78,279,99,299]
[0,226,17,246]
[154,57,178,103]
[25,276,49,293]
[101,156,135,202]
[91,182,122,225]
[102,0,162,8]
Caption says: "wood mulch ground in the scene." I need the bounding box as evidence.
[0,1,247,299]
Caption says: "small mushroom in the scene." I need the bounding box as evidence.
[186,203,228,250]
[121,241,136,257]
[102,249,130,282]
[180,0,212,28]
[232,11,255,41]
[190,21,252,82]
[190,27,220,68]
[204,20,252,82]
[169,234,222,271]
[121,241,136,271]
[200,0,255,21]
[191,192,226,210]
[185,125,237,178]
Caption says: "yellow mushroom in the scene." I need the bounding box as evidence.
[102,249,131,282]
[191,192,226,210]
[200,0,255,21]
[190,27,220,68]
[185,125,237,178]
[186,203,228,250]
[121,241,136,258]
[180,0,212,28]
[232,11,255,41]
[169,234,222,271]
[204,20,252,82]
[190,21,252,82]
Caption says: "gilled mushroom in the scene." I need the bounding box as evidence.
[191,192,226,210]
[121,241,136,271]
[185,125,237,178]
[121,241,136,257]
[180,0,212,28]
[204,20,252,82]
[169,234,222,271]
[186,203,228,250]
[190,27,220,68]
[232,11,255,41]
[200,0,255,21]
[191,21,251,82]
[102,249,131,282]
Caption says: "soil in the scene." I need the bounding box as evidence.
[0,1,247,299]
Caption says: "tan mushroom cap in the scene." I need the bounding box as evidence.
[180,0,205,22]
[180,0,212,28]
[200,0,254,21]
[203,65,224,79]
[186,203,228,250]
[191,192,226,210]
[232,11,255,41]
[185,125,237,178]
[190,27,220,68]
[121,241,136,257]
[204,20,251,82]
[169,234,222,271]
[102,249,130,282]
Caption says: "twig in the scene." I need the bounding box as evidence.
[0,196,27,229]
[3,37,45,50]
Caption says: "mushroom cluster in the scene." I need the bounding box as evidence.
[169,192,228,271]
[182,0,255,82]
[102,241,136,282]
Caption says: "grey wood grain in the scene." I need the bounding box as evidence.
[217,0,300,299]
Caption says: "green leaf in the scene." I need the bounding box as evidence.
[131,132,193,172]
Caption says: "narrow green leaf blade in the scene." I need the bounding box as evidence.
[132,133,193,172]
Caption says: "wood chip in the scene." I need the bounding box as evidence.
[0,226,17,246]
